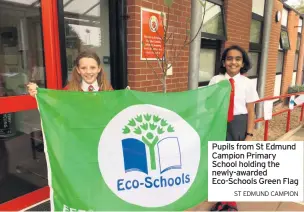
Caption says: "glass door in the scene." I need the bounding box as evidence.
[0,0,61,207]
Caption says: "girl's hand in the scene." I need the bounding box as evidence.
[27,83,38,97]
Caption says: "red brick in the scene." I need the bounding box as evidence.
[281,10,298,95]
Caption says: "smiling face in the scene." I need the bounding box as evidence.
[76,57,101,84]
[223,49,244,77]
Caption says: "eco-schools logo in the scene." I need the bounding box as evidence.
[121,114,182,175]
[98,105,200,207]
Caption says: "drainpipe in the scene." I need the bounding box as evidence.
[256,0,273,128]
[188,0,202,90]
[296,20,304,85]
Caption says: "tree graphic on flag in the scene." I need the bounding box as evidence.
[122,114,175,171]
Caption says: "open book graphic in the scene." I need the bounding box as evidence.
[157,137,182,174]
[121,138,148,174]
[121,137,182,174]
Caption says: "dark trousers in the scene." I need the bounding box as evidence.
[226,114,248,141]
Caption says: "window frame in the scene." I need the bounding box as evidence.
[198,38,221,87]
[276,49,285,75]
[294,33,301,72]
[280,7,290,51]
[247,51,261,79]
[298,18,303,33]
[280,26,291,51]
[201,0,227,41]
[249,13,263,51]
[249,10,264,79]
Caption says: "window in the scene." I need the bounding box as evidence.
[199,39,221,86]
[252,0,265,16]
[281,8,288,27]
[199,48,216,82]
[199,0,226,86]
[0,0,46,97]
[294,53,299,71]
[295,19,302,72]
[280,31,290,50]
[201,0,226,40]
[294,35,301,71]
[248,0,265,78]
[248,52,259,77]
[276,51,284,74]
[280,8,290,51]
[296,34,301,51]
[250,19,262,43]
[274,50,284,97]
[298,18,303,33]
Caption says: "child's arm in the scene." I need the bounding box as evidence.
[245,102,255,141]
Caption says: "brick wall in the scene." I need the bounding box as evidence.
[126,0,191,92]
[264,0,282,97]
[281,10,298,95]
[296,20,304,84]
[223,0,252,51]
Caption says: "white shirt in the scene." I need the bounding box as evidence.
[209,73,259,115]
[81,80,99,92]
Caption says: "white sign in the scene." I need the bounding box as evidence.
[295,95,304,105]
[208,141,304,202]
[263,101,273,120]
[98,105,200,207]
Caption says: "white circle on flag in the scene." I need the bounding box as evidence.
[98,104,200,207]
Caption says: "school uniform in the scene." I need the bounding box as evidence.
[63,80,102,92]
[81,81,100,92]
[209,73,259,141]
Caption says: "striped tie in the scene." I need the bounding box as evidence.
[88,85,94,92]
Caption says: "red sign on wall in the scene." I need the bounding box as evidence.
[141,8,165,60]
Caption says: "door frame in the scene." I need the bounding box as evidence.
[0,0,62,115]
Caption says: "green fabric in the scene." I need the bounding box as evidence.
[36,80,230,211]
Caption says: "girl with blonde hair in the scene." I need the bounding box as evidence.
[28,50,113,96]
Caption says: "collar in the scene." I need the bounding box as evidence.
[81,80,99,92]
[224,73,241,80]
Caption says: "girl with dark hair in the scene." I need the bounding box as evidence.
[208,45,259,211]
[209,45,259,141]
[27,50,113,95]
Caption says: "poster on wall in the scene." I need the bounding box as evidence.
[141,8,165,60]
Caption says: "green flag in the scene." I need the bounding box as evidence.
[36,80,230,211]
